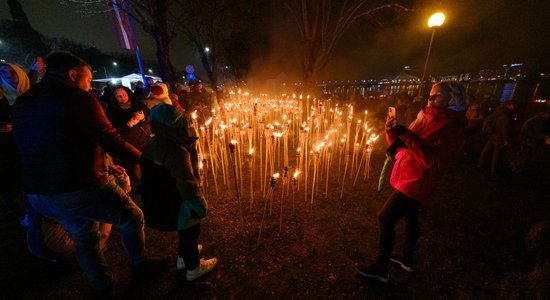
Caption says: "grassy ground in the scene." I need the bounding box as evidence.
[1,146,549,299]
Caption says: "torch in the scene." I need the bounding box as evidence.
[229,139,244,228]
[257,173,279,248]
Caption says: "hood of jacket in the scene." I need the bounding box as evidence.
[149,104,198,147]
[0,63,31,105]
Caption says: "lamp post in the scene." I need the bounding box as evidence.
[418,12,445,96]
[112,61,118,77]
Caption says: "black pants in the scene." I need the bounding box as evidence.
[376,190,421,269]
[178,224,201,270]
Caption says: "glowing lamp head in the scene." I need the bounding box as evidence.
[428,12,445,28]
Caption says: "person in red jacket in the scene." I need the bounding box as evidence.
[357,81,467,283]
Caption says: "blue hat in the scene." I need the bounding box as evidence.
[150,104,188,128]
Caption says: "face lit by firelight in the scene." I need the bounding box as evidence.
[113,88,130,105]
[427,85,450,109]
[74,66,93,92]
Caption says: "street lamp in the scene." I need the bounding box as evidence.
[418,12,445,96]
[110,61,119,78]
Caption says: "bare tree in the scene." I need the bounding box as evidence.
[61,0,181,85]
[285,0,411,88]
[174,0,270,89]
[6,0,48,63]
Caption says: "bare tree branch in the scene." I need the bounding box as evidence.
[286,0,413,86]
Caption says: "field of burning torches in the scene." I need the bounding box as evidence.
[189,91,384,246]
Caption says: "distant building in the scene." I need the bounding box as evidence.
[476,63,524,81]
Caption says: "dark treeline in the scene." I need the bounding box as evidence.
[0,19,156,79]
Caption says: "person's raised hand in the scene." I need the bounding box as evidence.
[385,115,396,131]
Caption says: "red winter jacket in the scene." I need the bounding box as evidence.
[386,106,466,202]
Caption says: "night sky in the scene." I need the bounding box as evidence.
[1,0,549,81]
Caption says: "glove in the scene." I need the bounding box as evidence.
[387,138,407,155]
[395,124,407,136]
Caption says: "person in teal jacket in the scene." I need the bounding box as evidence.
[140,103,217,282]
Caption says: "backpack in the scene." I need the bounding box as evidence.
[140,156,181,231]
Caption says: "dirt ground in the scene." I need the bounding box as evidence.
[1,143,549,299]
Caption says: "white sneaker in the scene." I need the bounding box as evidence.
[186,258,218,281]
[176,244,203,270]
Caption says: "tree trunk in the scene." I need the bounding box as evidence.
[148,2,176,87]
[8,0,47,56]
[152,32,176,86]
[198,49,218,90]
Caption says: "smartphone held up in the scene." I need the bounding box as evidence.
[387,106,397,128]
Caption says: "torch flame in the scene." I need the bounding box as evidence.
[316,142,325,152]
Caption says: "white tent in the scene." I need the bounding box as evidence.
[93,73,162,89]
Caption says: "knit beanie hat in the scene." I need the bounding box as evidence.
[150,103,188,129]
[147,82,172,105]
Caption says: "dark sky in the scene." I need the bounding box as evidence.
[278,0,550,80]
[1,0,549,81]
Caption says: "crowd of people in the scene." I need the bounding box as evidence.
[351,88,550,175]
[355,81,549,283]
[1,50,549,294]
[0,52,219,295]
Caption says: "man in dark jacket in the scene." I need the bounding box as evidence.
[477,100,516,173]
[12,52,149,292]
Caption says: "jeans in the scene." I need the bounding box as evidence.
[376,190,421,269]
[178,224,201,270]
[27,178,145,289]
